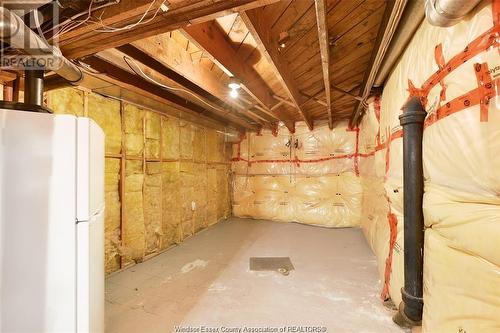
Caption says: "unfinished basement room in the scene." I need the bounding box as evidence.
[0,0,499,332]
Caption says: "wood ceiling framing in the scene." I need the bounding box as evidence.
[44,0,393,132]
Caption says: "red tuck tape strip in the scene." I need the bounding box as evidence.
[475,63,495,122]
[378,3,499,301]
[354,127,360,177]
[421,25,499,97]
[374,96,382,146]
[434,43,447,102]
[232,8,499,299]
[381,203,398,300]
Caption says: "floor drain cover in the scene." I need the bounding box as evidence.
[249,257,294,275]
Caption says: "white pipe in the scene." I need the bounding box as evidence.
[425,0,482,27]
[0,6,84,84]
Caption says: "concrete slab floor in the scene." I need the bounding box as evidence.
[106,218,409,333]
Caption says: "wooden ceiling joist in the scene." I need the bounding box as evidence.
[126,34,284,130]
[81,56,257,131]
[115,44,262,126]
[0,70,17,84]
[182,20,296,132]
[241,10,313,130]
[60,0,280,59]
[183,21,275,110]
[314,0,333,129]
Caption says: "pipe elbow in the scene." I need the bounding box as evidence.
[425,0,482,27]
[0,7,20,38]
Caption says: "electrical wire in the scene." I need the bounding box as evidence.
[48,0,118,40]
[47,0,161,40]
[93,0,167,33]
[122,55,229,114]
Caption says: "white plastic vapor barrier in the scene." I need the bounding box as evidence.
[358,0,500,331]
[231,121,362,228]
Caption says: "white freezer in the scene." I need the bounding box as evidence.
[0,109,105,333]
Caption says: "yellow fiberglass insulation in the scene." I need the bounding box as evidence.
[45,89,232,273]
[123,159,146,264]
[46,87,84,117]
[162,116,180,159]
[162,162,182,247]
[144,161,162,255]
[145,111,161,159]
[87,94,121,155]
[104,158,121,273]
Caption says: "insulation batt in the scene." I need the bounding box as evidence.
[359,0,500,331]
[232,121,362,228]
[46,90,232,273]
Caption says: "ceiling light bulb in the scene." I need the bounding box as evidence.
[230,88,239,99]
[228,77,241,90]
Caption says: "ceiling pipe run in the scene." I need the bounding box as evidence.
[0,6,84,85]
[374,0,425,88]
[425,0,483,27]
[351,0,408,126]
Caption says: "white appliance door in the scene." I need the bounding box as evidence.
[76,117,105,333]
[76,118,105,222]
[0,110,77,332]
[76,210,104,333]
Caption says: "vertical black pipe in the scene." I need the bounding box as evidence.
[393,96,427,327]
[24,69,44,107]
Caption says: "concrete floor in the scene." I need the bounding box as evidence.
[106,218,408,333]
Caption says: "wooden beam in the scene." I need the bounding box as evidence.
[130,33,284,125]
[132,34,241,111]
[57,0,162,43]
[115,44,261,126]
[314,0,333,129]
[61,0,280,59]
[81,56,256,131]
[0,70,17,84]
[131,30,295,130]
[183,20,275,109]
[241,10,313,130]
[331,84,363,102]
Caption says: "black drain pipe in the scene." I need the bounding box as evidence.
[24,69,45,107]
[393,97,427,327]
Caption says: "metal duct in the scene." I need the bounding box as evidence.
[425,0,483,27]
[25,69,44,106]
[0,6,84,84]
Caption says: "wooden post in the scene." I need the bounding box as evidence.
[3,81,13,101]
[119,101,126,268]
[159,115,164,250]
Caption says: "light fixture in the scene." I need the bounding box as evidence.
[278,31,290,49]
[229,89,239,98]
[160,3,169,13]
[228,77,241,99]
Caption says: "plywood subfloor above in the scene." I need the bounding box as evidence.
[105,218,408,333]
